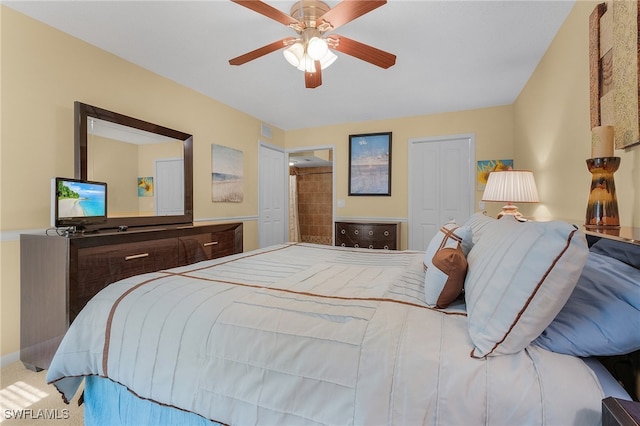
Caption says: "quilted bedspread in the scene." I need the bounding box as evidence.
[47,243,604,425]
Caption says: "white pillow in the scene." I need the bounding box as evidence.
[423,223,472,307]
[464,217,589,357]
[462,211,496,245]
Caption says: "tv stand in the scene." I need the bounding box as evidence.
[20,222,243,371]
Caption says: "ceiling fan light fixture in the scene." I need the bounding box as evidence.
[297,53,317,72]
[319,49,337,69]
[283,42,304,67]
[230,0,396,88]
[307,36,328,60]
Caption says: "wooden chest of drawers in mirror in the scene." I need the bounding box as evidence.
[335,221,400,250]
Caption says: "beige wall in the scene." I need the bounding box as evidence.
[515,0,639,225]
[0,6,279,358]
[2,1,639,360]
[285,105,516,245]
[89,137,139,215]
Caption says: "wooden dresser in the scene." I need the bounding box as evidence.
[20,222,242,371]
[335,221,400,250]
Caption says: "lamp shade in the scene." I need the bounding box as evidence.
[307,36,328,60]
[284,37,336,72]
[482,170,539,203]
[482,170,539,220]
[296,53,316,72]
[283,42,304,67]
[319,50,337,69]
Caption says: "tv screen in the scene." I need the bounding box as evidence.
[52,177,107,230]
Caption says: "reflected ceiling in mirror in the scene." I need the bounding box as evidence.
[75,102,193,230]
[88,117,184,145]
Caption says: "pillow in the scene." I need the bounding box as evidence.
[462,211,496,245]
[464,217,589,357]
[534,251,640,356]
[589,237,640,269]
[423,223,472,308]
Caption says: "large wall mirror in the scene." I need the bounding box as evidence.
[75,101,193,229]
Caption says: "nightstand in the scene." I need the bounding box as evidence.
[602,397,640,426]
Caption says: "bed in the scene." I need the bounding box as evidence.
[46,213,640,425]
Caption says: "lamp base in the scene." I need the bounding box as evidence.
[585,157,620,229]
[497,204,527,222]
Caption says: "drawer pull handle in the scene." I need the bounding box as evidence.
[125,253,149,261]
[354,230,359,235]
[368,230,374,236]
[203,241,219,247]
[384,230,390,236]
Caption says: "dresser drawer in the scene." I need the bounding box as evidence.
[20,223,244,372]
[70,238,179,320]
[179,230,236,264]
[335,222,399,250]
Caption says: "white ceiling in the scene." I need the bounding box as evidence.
[4,0,575,131]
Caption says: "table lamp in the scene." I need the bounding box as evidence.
[482,170,539,221]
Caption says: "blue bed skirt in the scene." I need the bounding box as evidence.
[84,376,221,426]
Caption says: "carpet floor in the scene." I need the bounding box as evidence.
[0,362,83,425]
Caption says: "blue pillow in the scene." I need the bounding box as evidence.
[534,251,640,356]
[589,238,640,269]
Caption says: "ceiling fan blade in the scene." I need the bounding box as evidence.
[328,35,396,69]
[318,0,386,31]
[231,0,301,27]
[305,61,322,89]
[229,37,296,66]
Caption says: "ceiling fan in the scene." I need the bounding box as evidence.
[229,0,396,89]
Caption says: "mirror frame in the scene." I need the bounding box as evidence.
[75,101,193,229]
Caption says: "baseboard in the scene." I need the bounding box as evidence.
[194,216,258,223]
[1,351,20,368]
[0,228,47,242]
[334,216,408,223]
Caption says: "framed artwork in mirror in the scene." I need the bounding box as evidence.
[348,132,392,196]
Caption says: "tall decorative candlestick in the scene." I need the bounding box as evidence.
[585,126,620,229]
[585,157,620,228]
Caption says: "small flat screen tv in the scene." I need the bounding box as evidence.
[52,177,107,230]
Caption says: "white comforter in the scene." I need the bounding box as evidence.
[47,243,604,425]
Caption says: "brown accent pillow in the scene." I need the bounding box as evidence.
[431,245,468,307]
[423,224,470,308]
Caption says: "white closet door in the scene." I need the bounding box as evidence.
[408,135,475,251]
[155,158,184,216]
[258,142,286,248]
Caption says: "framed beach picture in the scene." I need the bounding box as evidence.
[348,132,392,196]
[211,144,244,203]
